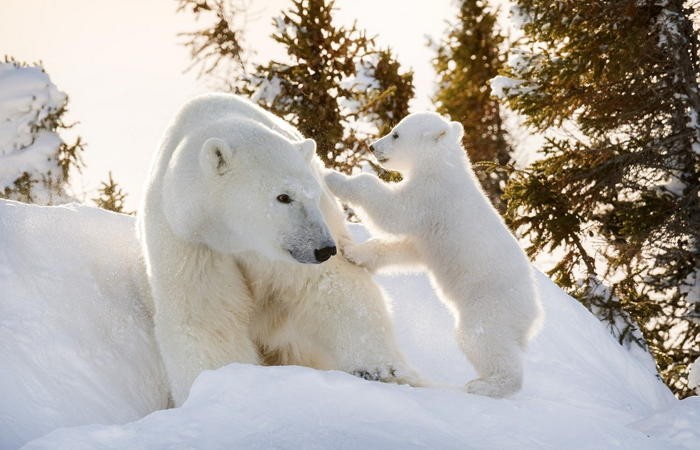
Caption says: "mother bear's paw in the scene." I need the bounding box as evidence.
[351,366,425,387]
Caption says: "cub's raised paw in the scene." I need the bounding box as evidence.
[323,171,349,197]
[341,242,375,269]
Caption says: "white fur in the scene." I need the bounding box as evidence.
[324,112,543,398]
[138,94,420,406]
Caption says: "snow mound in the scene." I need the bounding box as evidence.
[0,200,697,449]
[631,396,700,449]
[0,200,168,449]
[18,364,688,450]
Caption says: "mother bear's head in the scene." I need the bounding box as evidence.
[161,117,336,264]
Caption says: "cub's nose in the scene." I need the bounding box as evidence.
[369,144,375,152]
[314,246,337,263]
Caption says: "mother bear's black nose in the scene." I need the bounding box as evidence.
[314,246,337,263]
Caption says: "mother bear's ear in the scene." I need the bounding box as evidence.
[298,138,317,163]
[199,137,235,176]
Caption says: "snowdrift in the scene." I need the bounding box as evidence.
[0,200,168,449]
[0,200,697,449]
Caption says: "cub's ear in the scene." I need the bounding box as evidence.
[450,121,464,141]
[298,138,317,162]
[432,124,450,142]
[199,137,234,176]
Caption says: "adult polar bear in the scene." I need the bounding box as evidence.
[138,93,420,406]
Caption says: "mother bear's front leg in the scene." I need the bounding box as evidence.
[152,249,260,406]
[297,258,425,387]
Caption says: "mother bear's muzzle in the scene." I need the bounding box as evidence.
[314,245,337,263]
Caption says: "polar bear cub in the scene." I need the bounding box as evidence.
[324,112,542,398]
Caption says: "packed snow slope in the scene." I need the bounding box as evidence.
[0,200,168,449]
[1,200,698,449]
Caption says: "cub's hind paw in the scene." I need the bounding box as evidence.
[464,377,521,398]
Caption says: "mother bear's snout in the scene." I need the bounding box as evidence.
[314,245,337,263]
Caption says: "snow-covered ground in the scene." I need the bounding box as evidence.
[1,199,698,449]
[0,200,167,449]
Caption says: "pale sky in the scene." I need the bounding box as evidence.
[1,0,456,210]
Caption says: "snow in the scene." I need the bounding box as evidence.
[690,358,700,395]
[0,62,67,196]
[273,14,296,39]
[489,75,523,99]
[0,200,698,449]
[509,4,532,30]
[631,397,700,449]
[340,55,381,92]
[657,8,681,49]
[251,76,283,107]
[0,200,168,449]
[692,142,700,155]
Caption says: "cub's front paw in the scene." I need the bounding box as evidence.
[323,171,350,198]
[342,242,378,271]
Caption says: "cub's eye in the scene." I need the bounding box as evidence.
[276,194,292,204]
[392,132,399,140]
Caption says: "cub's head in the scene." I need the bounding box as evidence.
[369,112,464,172]
[162,118,336,264]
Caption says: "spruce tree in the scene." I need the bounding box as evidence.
[0,58,84,205]
[177,0,247,81]
[243,0,413,172]
[93,172,130,214]
[356,49,414,137]
[497,0,700,397]
[180,0,414,174]
[343,49,414,180]
[432,0,511,210]
[241,0,370,170]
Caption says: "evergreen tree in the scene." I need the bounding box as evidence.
[177,0,247,81]
[180,0,414,174]
[432,0,511,211]
[242,0,413,173]
[356,49,414,137]
[343,49,414,180]
[497,0,700,397]
[93,172,130,214]
[0,58,84,205]
[241,0,370,170]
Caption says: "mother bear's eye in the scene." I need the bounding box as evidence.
[276,194,292,204]
[392,132,399,140]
